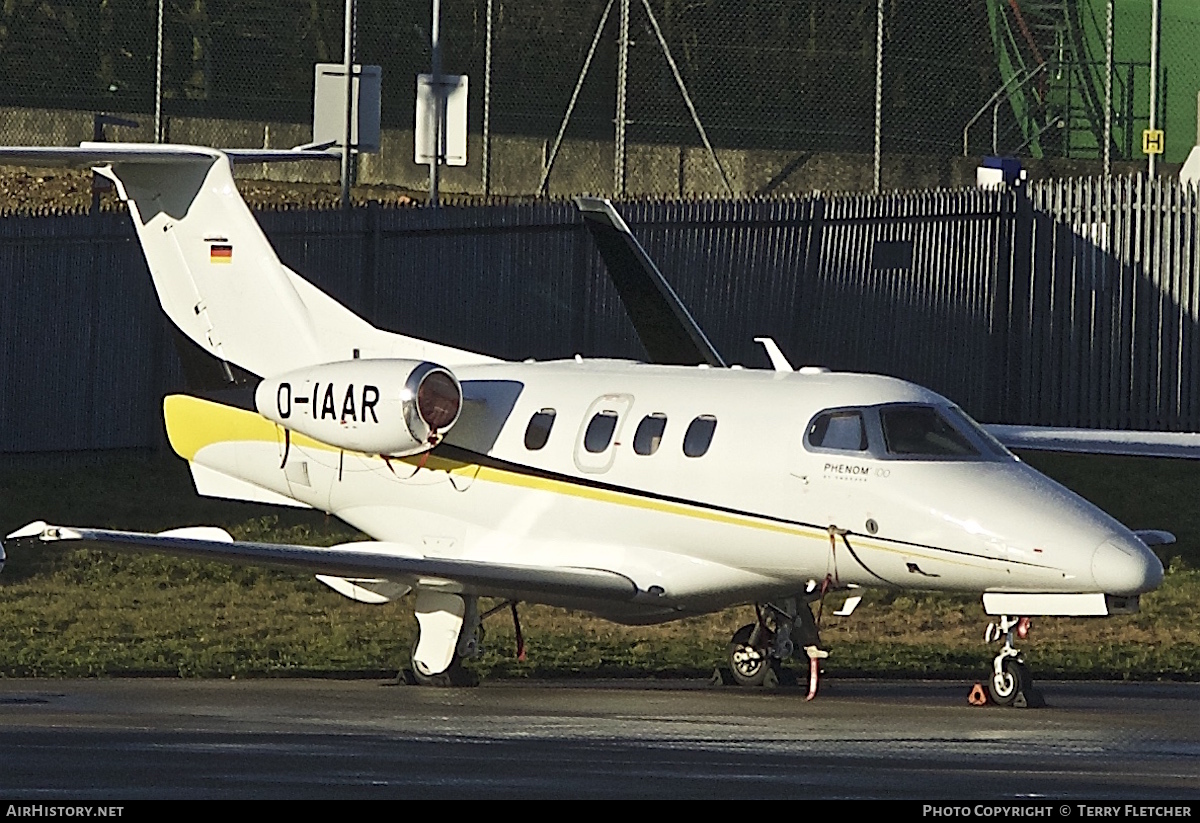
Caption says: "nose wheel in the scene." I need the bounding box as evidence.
[981,615,1043,707]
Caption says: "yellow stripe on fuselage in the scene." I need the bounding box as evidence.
[163,394,820,540]
[165,394,320,460]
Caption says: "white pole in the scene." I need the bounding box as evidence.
[1103,0,1112,179]
[430,0,442,206]
[873,0,883,193]
[341,0,355,208]
[482,0,493,196]
[615,0,629,197]
[154,0,164,142]
[1149,0,1160,177]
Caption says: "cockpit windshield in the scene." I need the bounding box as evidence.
[803,403,1013,462]
[880,406,978,456]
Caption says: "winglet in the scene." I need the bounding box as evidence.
[1133,530,1176,547]
[576,198,725,367]
[5,521,48,540]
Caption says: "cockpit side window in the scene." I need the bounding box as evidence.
[807,410,868,452]
[880,406,979,457]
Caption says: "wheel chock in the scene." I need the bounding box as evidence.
[709,666,732,687]
[1012,686,1046,709]
[762,666,781,689]
[968,683,988,706]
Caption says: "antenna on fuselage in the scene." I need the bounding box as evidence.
[753,337,794,373]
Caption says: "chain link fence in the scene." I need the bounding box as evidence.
[0,1,1197,197]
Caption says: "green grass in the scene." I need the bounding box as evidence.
[1,449,1199,681]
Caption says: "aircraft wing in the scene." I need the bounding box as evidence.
[986,425,1200,459]
[576,197,726,367]
[3,522,640,604]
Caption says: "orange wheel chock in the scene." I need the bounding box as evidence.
[968,682,989,706]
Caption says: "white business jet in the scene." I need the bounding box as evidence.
[0,143,1172,704]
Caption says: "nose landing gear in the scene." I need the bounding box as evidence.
[981,615,1044,707]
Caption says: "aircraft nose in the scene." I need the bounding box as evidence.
[1092,535,1164,595]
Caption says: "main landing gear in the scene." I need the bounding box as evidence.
[405,590,481,687]
[724,597,830,698]
[979,615,1044,708]
[404,591,526,687]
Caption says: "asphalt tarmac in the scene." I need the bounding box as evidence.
[0,677,1196,799]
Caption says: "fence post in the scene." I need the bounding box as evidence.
[1005,186,1034,422]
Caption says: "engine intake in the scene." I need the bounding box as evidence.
[255,359,462,456]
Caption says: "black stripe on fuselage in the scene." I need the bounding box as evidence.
[429,441,1057,573]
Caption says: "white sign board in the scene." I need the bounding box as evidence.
[415,74,468,166]
[313,63,381,153]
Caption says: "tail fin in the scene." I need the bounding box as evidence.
[0,143,495,378]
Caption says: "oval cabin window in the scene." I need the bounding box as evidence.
[583,411,619,453]
[524,409,557,450]
[633,414,667,455]
[683,415,717,457]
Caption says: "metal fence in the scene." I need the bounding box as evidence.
[4,174,1200,454]
[2,2,1197,198]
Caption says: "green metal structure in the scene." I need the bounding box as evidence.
[984,0,1147,159]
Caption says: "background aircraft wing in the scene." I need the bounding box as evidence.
[576,197,726,367]
[0,144,221,167]
[0,144,337,167]
[986,424,1200,459]
[3,522,640,604]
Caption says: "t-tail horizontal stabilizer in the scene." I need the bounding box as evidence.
[0,143,496,380]
[576,197,725,367]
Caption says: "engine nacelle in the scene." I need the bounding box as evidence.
[255,359,462,456]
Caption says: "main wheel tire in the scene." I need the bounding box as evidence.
[986,658,1030,706]
[410,640,478,687]
[727,623,777,687]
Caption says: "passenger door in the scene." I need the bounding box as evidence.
[574,394,634,474]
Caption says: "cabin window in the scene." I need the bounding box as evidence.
[524,409,556,450]
[683,415,717,457]
[880,405,979,457]
[633,414,668,455]
[583,410,620,453]
[807,410,868,452]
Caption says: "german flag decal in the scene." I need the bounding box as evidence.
[210,243,233,264]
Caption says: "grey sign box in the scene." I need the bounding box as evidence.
[415,74,469,166]
[313,63,381,153]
